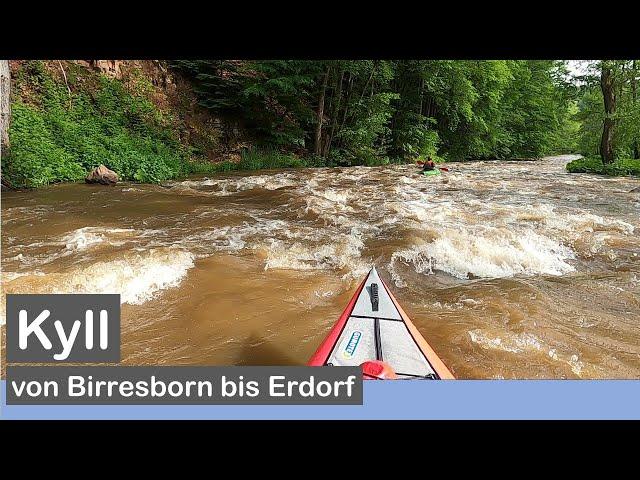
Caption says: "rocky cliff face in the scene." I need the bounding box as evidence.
[70,60,124,79]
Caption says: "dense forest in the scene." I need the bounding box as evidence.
[171,60,576,164]
[1,60,638,188]
[567,60,640,175]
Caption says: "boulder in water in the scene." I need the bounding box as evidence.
[86,165,118,185]
[630,186,640,193]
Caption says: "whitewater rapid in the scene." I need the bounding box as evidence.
[2,155,639,378]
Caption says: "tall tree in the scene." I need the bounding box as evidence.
[314,65,329,156]
[632,60,639,159]
[0,60,10,156]
[173,60,577,165]
[599,62,616,164]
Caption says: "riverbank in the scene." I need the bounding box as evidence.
[1,60,251,189]
[2,60,581,189]
[0,59,418,189]
[566,156,640,177]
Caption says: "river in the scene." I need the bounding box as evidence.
[2,155,639,378]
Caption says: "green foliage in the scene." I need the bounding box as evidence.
[334,91,398,166]
[7,59,592,188]
[435,60,574,160]
[3,101,85,186]
[391,60,573,162]
[549,101,580,153]
[395,119,440,160]
[175,59,579,166]
[566,156,640,176]
[170,60,245,112]
[576,87,604,156]
[3,61,188,187]
[575,60,640,162]
[496,61,559,158]
[241,61,319,147]
[171,60,320,147]
[188,148,305,174]
[236,147,305,170]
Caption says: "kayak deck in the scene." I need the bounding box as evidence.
[308,267,454,379]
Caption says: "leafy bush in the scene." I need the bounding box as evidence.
[236,147,305,170]
[2,102,86,187]
[3,61,188,188]
[187,148,306,174]
[566,156,640,176]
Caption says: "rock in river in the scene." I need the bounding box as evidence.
[86,165,118,185]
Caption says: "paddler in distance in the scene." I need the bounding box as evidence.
[422,156,436,172]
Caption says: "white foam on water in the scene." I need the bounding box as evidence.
[263,234,368,279]
[1,270,46,282]
[185,226,248,252]
[469,329,544,354]
[314,290,335,298]
[468,329,587,376]
[385,185,637,283]
[535,206,634,236]
[74,249,195,304]
[1,248,195,308]
[171,173,298,196]
[3,227,145,270]
[182,219,294,254]
[7,161,637,306]
[303,188,354,219]
[231,173,298,192]
[461,298,482,306]
[390,227,575,281]
[62,227,136,251]
[428,297,486,311]
[317,188,350,204]
[568,355,585,376]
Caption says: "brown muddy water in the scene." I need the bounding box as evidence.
[2,155,639,378]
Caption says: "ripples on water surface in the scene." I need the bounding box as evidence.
[2,155,639,378]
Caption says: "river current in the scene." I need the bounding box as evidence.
[2,155,639,378]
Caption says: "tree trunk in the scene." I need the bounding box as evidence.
[0,60,10,157]
[326,69,345,157]
[314,66,330,157]
[358,63,376,105]
[599,64,616,164]
[633,60,639,159]
[338,73,354,138]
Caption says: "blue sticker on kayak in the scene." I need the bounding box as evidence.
[343,331,362,359]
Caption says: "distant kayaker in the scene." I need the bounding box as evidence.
[422,157,436,171]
